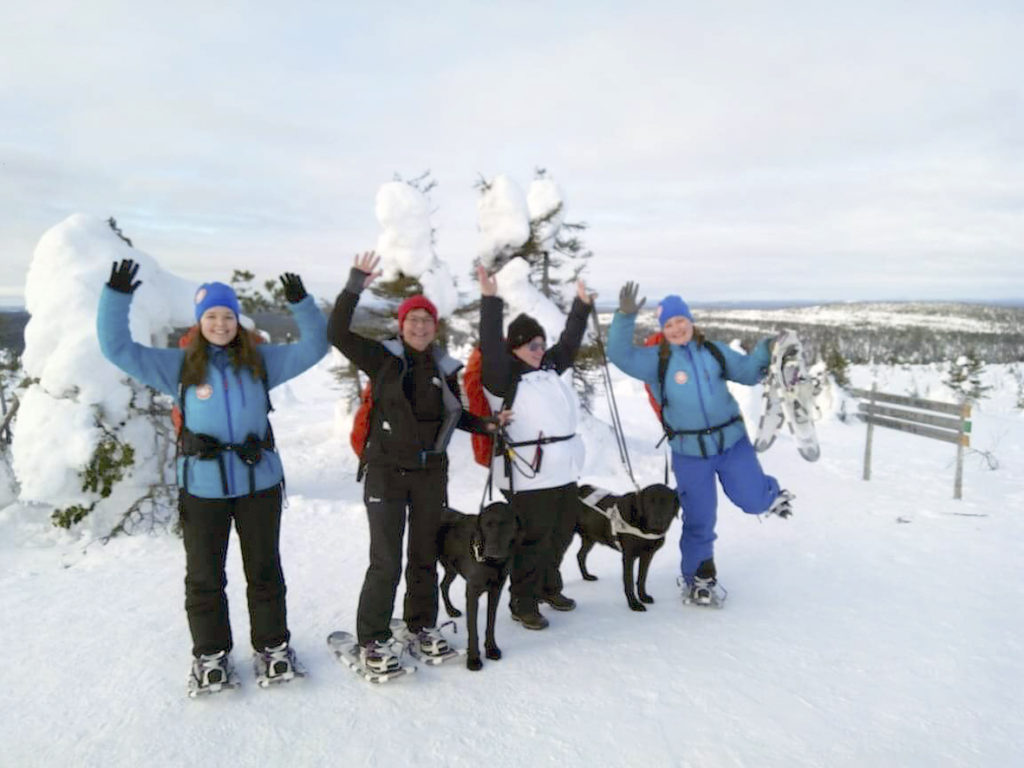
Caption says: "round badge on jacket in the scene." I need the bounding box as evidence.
[674,371,688,385]
[195,383,214,400]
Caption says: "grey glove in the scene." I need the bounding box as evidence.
[344,266,368,294]
[618,281,647,315]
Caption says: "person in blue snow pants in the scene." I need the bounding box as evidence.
[606,281,791,604]
[97,258,328,686]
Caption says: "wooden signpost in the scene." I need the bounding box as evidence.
[850,385,972,500]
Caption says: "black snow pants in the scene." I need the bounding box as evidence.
[179,484,288,656]
[507,482,579,614]
[356,463,447,646]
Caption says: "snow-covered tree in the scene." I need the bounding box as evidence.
[943,350,991,403]
[473,172,601,408]
[11,215,195,536]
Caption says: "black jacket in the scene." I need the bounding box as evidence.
[329,275,491,471]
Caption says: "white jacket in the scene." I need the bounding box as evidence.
[486,368,585,493]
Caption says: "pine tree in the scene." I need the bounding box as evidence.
[943,350,991,403]
[824,345,850,388]
[229,270,288,315]
[473,169,599,407]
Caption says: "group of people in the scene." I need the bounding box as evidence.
[96,253,790,693]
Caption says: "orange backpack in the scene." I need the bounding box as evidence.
[350,379,374,458]
[462,347,495,467]
[643,332,664,419]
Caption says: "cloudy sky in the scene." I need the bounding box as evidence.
[2,0,1022,307]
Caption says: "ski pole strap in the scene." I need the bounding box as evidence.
[656,414,744,458]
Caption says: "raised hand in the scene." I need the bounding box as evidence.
[576,279,596,305]
[354,251,382,288]
[279,272,307,303]
[618,281,646,315]
[477,264,498,297]
[108,259,142,294]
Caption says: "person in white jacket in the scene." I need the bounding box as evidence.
[476,266,593,630]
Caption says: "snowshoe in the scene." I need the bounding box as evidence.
[768,330,821,462]
[389,619,465,666]
[679,576,727,609]
[187,650,241,698]
[253,641,306,688]
[326,631,415,684]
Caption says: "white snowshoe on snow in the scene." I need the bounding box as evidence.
[253,641,306,688]
[187,650,241,698]
[327,631,416,684]
[756,329,820,462]
[389,619,465,666]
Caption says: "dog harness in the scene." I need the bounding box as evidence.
[579,486,665,546]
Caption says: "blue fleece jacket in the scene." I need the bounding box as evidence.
[97,287,328,497]
[606,311,773,457]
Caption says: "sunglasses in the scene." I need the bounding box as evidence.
[524,341,545,353]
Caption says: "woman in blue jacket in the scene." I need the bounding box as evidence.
[97,259,328,693]
[607,282,791,607]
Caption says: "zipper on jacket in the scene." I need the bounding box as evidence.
[684,344,713,428]
[222,370,236,495]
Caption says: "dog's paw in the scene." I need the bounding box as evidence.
[640,594,654,604]
[582,574,598,582]
[629,601,647,612]
[485,646,502,661]
[466,656,483,672]
[445,607,463,618]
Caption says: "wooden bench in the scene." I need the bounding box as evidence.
[850,386,972,500]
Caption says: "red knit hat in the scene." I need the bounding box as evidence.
[396,295,438,329]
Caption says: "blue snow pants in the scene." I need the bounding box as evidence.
[671,435,780,582]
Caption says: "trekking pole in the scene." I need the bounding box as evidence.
[589,312,640,489]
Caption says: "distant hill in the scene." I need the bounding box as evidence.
[0,309,29,355]
[599,301,1024,364]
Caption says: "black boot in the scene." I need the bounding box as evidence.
[511,610,549,630]
[542,593,576,612]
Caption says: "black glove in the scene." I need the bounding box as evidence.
[618,281,646,315]
[108,259,141,294]
[279,272,307,304]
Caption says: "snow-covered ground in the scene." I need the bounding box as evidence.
[1,355,1021,768]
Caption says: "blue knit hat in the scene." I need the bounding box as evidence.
[657,295,693,327]
[194,282,240,321]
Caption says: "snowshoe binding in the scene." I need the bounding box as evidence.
[765,489,795,519]
[187,650,240,698]
[390,619,465,666]
[679,576,728,609]
[254,641,306,688]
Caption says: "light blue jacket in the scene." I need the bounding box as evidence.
[97,287,328,497]
[606,312,772,457]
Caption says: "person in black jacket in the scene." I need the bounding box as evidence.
[476,265,593,630]
[329,251,507,673]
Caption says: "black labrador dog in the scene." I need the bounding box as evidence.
[575,483,680,612]
[438,502,518,671]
